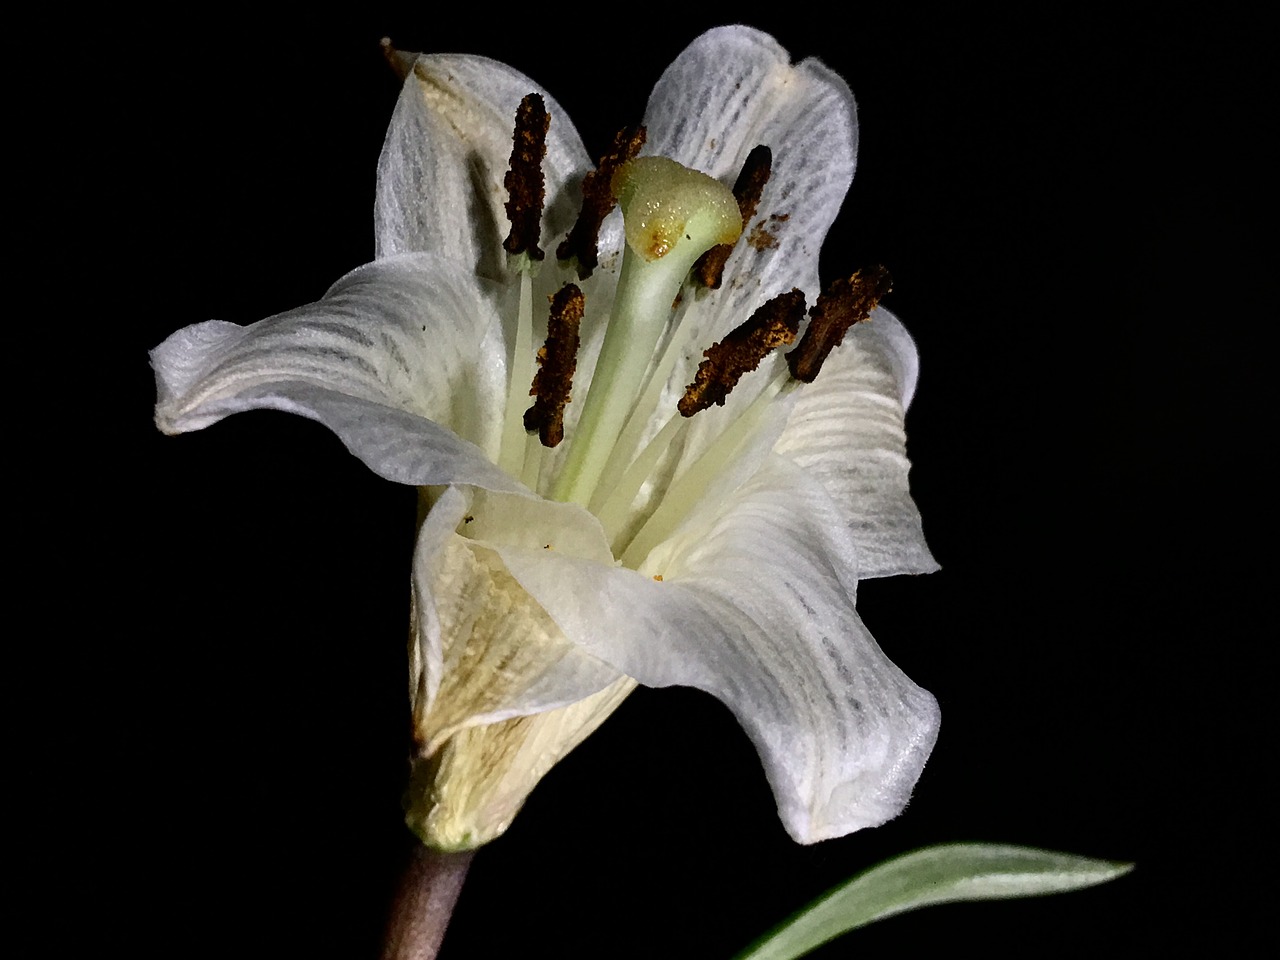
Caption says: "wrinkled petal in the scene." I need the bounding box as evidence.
[407,674,636,849]
[376,54,592,279]
[495,456,939,843]
[152,254,519,491]
[775,307,937,577]
[410,485,621,753]
[408,485,633,849]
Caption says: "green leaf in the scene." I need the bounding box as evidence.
[734,843,1133,960]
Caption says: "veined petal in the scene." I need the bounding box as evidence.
[644,27,856,335]
[410,486,621,753]
[376,54,592,278]
[152,253,517,492]
[642,26,859,474]
[774,307,938,578]
[495,456,939,843]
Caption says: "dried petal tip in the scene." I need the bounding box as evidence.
[524,284,585,447]
[786,266,893,383]
[503,94,550,261]
[679,289,805,417]
[557,125,646,279]
[379,37,417,81]
[694,145,773,289]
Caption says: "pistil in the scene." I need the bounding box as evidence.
[552,157,742,506]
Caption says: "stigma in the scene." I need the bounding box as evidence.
[611,156,742,262]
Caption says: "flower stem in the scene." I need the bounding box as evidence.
[381,846,474,960]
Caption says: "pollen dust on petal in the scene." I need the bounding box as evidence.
[748,213,790,251]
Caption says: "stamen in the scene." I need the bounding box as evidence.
[693,145,773,289]
[678,288,804,417]
[786,265,894,383]
[498,272,536,475]
[502,94,550,261]
[524,284,585,448]
[556,125,647,279]
[620,372,796,569]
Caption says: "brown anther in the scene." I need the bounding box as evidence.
[693,145,773,289]
[556,125,647,279]
[678,288,805,417]
[503,94,550,261]
[524,284,585,447]
[786,265,893,383]
[380,37,416,81]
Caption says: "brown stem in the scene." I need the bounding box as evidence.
[381,845,474,960]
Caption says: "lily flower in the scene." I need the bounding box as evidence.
[152,26,939,850]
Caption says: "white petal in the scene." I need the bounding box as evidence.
[410,486,621,752]
[495,456,939,843]
[774,307,938,578]
[643,26,857,336]
[152,253,518,492]
[642,27,860,475]
[376,54,592,278]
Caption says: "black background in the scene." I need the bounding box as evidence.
[60,7,1263,957]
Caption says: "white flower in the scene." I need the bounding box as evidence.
[152,26,939,849]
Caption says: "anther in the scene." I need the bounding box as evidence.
[556,125,647,279]
[693,145,773,289]
[524,283,585,447]
[503,94,550,261]
[679,288,805,417]
[786,265,893,383]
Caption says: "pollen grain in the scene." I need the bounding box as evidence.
[557,125,647,279]
[502,93,550,261]
[524,283,585,447]
[679,288,805,417]
[786,265,893,383]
